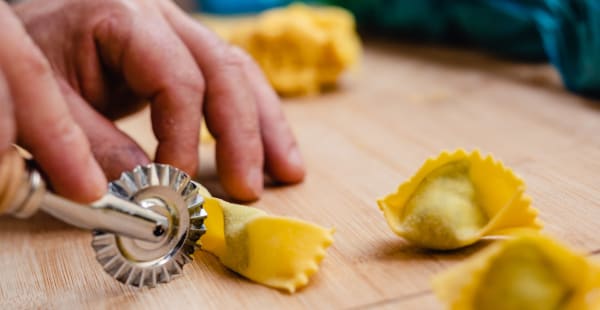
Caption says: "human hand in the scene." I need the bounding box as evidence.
[0,1,106,203]
[13,0,305,201]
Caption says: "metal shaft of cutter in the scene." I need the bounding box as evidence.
[41,193,170,243]
[0,148,170,243]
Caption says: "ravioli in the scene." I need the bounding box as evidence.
[433,233,600,310]
[202,4,361,96]
[199,197,334,293]
[378,149,541,250]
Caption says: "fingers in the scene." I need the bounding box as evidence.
[159,3,266,201]
[0,70,15,155]
[59,81,150,181]
[0,3,106,202]
[231,47,306,184]
[204,55,264,201]
[93,7,204,176]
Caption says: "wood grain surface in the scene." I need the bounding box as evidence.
[2,41,600,309]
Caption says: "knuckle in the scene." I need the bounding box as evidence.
[189,74,206,96]
[221,45,252,70]
[103,0,138,16]
[159,69,205,114]
[94,0,136,35]
[236,117,261,142]
[48,117,83,147]
[178,72,206,100]
[18,49,52,78]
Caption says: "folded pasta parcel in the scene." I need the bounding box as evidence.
[377,150,542,250]
[199,197,334,293]
[433,233,600,310]
[206,4,361,96]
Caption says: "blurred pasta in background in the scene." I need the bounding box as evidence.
[196,0,600,98]
[197,3,361,96]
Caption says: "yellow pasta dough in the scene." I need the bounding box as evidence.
[433,233,600,310]
[200,121,213,143]
[199,197,334,293]
[203,4,361,96]
[378,149,542,250]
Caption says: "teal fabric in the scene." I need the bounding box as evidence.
[321,0,600,97]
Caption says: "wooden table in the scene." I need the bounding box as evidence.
[2,41,600,309]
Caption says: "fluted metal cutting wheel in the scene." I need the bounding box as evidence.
[91,164,207,288]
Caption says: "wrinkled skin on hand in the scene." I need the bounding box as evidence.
[9,0,305,202]
[0,1,107,202]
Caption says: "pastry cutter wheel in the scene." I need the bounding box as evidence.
[0,148,207,288]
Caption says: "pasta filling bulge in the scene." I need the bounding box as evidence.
[474,243,572,310]
[402,160,488,249]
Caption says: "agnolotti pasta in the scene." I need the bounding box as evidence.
[433,233,600,310]
[199,197,334,293]
[378,149,542,250]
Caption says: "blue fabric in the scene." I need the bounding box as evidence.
[196,0,292,14]
[321,0,600,97]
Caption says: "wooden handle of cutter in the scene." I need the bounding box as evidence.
[0,148,27,215]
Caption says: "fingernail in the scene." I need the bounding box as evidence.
[288,147,304,169]
[87,158,108,201]
[246,167,263,197]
